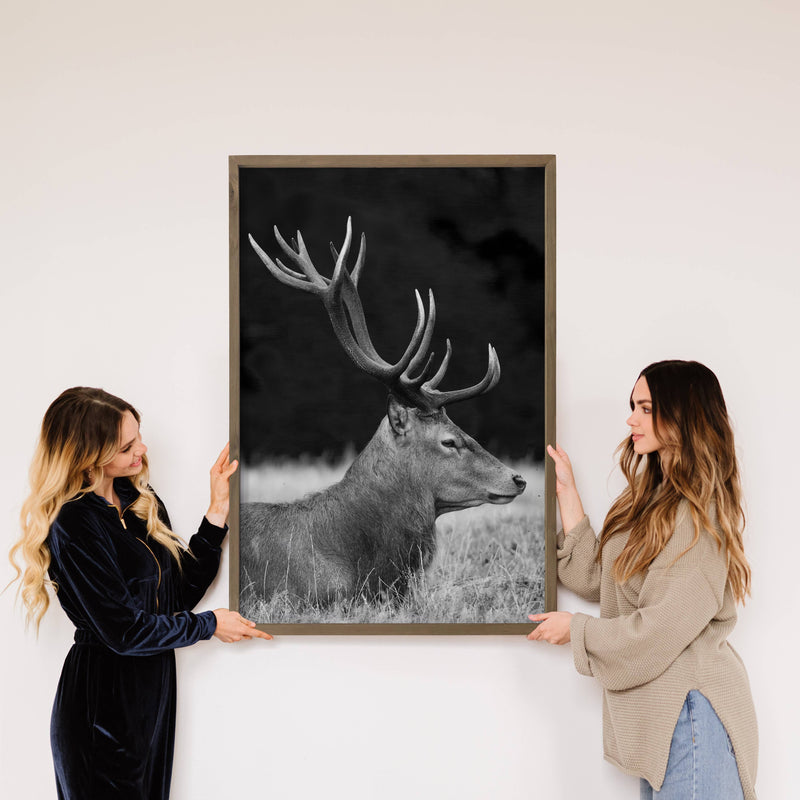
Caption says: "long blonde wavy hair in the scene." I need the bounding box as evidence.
[10,387,187,631]
[598,360,751,604]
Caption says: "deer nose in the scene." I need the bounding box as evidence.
[512,474,526,491]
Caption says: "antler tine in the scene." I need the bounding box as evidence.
[424,339,453,391]
[330,232,366,287]
[389,290,430,377]
[273,227,327,288]
[351,232,366,286]
[421,345,502,409]
[325,218,384,361]
[248,233,318,293]
[274,240,309,282]
[403,290,436,379]
[329,216,353,288]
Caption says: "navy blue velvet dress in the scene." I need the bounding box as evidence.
[46,478,223,800]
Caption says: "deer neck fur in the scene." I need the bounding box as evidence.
[339,417,437,525]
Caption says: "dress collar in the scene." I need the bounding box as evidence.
[82,477,141,509]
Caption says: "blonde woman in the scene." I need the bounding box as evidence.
[10,387,271,800]
[528,361,758,799]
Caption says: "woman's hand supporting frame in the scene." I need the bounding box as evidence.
[547,443,586,534]
[213,609,273,642]
[206,443,238,528]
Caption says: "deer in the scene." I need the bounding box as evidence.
[239,218,526,607]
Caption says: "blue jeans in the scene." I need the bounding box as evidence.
[640,691,744,799]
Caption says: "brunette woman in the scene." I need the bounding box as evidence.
[10,387,271,799]
[528,360,757,799]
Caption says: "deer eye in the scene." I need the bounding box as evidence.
[441,439,458,449]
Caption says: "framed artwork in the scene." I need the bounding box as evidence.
[229,155,556,634]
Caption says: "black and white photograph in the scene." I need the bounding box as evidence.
[229,155,556,632]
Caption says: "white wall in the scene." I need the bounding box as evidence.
[2,2,797,797]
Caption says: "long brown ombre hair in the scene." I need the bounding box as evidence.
[598,360,751,603]
[10,387,187,631]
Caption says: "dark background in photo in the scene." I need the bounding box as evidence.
[239,166,546,463]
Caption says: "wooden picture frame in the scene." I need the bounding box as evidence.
[229,155,556,634]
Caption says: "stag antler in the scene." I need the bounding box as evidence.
[248,217,500,412]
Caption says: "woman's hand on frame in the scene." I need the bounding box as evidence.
[547,444,578,496]
[546,444,585,533]
[212,609,273,643]
[206,443,238,528]
[527,612,573,645]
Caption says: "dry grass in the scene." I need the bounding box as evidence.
[239,457,545,625]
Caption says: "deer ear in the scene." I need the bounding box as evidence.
[387,395,412,436]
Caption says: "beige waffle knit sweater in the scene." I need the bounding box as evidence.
[559,502,758,797]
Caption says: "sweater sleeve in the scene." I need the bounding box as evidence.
[49,516,217,656]
[557,516,602,602]
[570,513,729,691]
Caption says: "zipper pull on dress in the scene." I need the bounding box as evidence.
[109,503,128,529]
